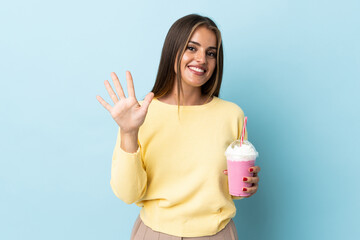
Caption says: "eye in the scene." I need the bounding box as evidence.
[207,51,217,58]
[187,46,196,51]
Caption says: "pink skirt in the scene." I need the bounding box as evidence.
[130,215,239,240]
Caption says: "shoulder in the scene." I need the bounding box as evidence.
[216,97,245,117]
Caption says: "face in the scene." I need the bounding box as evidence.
[176,26,217,90]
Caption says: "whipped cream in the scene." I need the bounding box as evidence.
[225,140,259,161]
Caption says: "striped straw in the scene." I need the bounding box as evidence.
[240,116,248,146]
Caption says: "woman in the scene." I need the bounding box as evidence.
[96,14,261,240]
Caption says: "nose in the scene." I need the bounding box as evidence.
[195,50,206,64]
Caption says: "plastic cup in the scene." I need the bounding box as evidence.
[225,140,258,197]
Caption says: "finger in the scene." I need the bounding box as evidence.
[242,176,259,184]
[104,80,119,104]
[242,185,258,194]
[111,72,126,99]
[140,92,154,113]
[96,95,112,112]
[249,166,261,174]
[126,71,137,99]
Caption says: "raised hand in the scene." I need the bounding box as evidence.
[96,71,154,134]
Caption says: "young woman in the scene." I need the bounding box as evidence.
[97,14,261,240]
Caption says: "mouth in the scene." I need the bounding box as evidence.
[188,65,206,75]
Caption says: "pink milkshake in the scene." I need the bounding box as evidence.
[225,140,259,197]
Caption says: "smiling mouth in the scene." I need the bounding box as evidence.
[188,66,206,74]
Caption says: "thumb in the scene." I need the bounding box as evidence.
[141,92,154,112]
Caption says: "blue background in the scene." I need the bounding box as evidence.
[1,0,359,239]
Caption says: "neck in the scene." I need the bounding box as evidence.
[158,83,212,106]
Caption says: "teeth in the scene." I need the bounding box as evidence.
[189,66,205,73]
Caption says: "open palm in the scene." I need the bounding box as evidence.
[96,71,154,134]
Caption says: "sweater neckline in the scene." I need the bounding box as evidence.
[152,96,219,109]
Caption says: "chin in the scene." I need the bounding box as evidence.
[184,77,210,87]
[186,81,207,88]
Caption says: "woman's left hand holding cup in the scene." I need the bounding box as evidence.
[223,166,261,198]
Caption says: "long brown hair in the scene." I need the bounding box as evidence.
[151,14,223,109]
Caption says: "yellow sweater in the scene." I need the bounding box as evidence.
[110,96,248,237]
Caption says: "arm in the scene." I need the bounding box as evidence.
[96,71,153,204]
[110,128,147,204]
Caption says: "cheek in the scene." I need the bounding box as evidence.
[181,53,191,66]
[208,61,216,75]
[179,58,190,75]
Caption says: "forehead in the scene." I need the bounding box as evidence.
[189,26,217,46]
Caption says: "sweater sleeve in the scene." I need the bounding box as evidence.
[110,128,147,204]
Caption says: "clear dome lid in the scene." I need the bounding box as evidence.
[225,140,259,161]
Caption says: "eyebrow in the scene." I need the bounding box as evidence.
[188,41,217,50]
